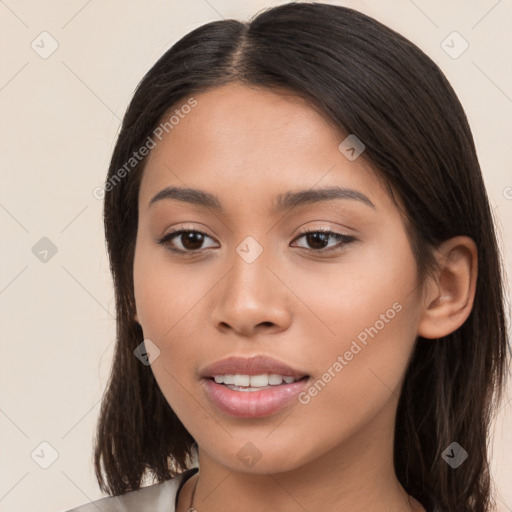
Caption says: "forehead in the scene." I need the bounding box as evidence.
[148,82,344,159]
[138,82,388,213]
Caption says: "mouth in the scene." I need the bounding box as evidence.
[201,375,310,418]
[208,373,309,391]
[199,355,311,418]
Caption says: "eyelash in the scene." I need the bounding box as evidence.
[156,225,355,256]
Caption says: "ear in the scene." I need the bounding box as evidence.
[417,236,478,339]
[134,311,139,323]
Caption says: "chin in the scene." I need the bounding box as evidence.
[201,435,315,475]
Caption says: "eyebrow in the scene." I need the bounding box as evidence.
[148,185,376,212]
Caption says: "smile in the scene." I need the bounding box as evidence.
[202,375,310,417]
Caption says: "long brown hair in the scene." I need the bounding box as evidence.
[94,3,509,510]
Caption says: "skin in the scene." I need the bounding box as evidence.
[132,82,477,512]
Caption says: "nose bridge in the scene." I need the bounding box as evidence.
[211,233,291,335]
[227,234,274,306]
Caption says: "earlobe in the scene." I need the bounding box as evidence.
[417,236,478,340]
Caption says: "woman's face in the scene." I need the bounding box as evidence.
[133,82,425,473]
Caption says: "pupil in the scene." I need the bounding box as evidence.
[307,233,328,249]
[182,232,204,250]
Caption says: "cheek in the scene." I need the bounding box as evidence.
[293,235,420,420]
[289,232,418,352]
[133,240,206,341]
[133,247,202,422]
[133,243,209,397]
[292,298,419,449]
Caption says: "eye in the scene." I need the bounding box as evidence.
[291,229,355,253]
[156,226,355,255]
[156,227,218,254]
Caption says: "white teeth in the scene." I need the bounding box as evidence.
[212,373,301,387]
[233,374,250,386]
[268,374,283,385]
[249,374,268,387]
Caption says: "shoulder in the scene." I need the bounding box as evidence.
[64,468,198,512]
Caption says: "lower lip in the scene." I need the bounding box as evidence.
[201,377,310,418]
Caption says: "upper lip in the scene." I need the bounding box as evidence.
[199,355,309,379]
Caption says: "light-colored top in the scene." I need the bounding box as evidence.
[64,466,440,512]
[64,468,198,512]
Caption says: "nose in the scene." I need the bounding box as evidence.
[210,244,292,337]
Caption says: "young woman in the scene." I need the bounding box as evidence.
[66,3,509,511]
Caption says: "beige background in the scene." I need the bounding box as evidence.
[0,1,511,511]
